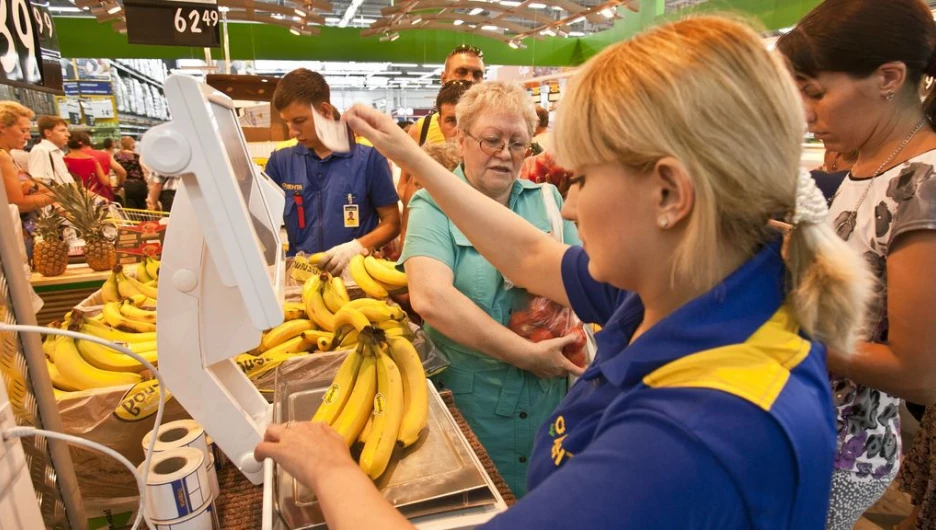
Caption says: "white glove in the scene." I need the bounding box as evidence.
[320,239,364,275]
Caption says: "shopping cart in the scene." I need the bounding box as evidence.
[109,204,170,224]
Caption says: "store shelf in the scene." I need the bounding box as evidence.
[118,112,167,125]
[111,61,165,91]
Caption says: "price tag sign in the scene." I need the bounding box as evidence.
[125,0,221,48]
[0,0,43,85]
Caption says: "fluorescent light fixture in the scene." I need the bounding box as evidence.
[293,16,302,21]
[104,1,121,15]
[326,17,341,23]
[568,31,585,36]
[482,24,499,31]
[295,7,306,17]
[600,7,615,18]
[395,63,419,67]
[501,0,522,6]
[453,19,464,25]
[390,32,400,41]
[381,71,402,74]
[569,16,586,24]
[290,25,301,35]
[528,3,546,8]
[272,13,285,19]
[422,64,444,68]
[777,26,794,34]
[380,31,401,42]
[540,28,556,36]
[338,0,366,27]
[412,16,422,24]
[508,40,519,49]
[358,18,377,23]
[48,6,81,12]
[469,7,484,15]
[218,6,230,13]
[551,5,563,10]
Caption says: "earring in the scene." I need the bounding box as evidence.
[884,90,895,102]
[658,217,670,229]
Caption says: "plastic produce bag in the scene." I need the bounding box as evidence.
[520,151,575,198]
[508,295,587,369]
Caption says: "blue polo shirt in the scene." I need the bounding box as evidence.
[265,141,398,256]
[480,241,835,529]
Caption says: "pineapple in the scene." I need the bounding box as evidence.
[32,208,68,277]
[49,183,117,272]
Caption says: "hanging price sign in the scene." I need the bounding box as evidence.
[125,0,221,48]
[0,0,42,84]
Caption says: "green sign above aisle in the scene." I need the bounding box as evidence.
[53,0,822,66]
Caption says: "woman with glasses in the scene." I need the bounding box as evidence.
[400,81,580,497]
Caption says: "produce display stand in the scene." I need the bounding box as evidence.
[30,264,110,326]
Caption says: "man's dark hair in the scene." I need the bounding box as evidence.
[37,115,66,139]
[101,138,115,150]
[535,106,549,129]
[436,80,472,110]
[272,68,331,112]
[67,130,91,150]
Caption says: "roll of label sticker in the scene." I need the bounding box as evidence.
[154,501,219,530]
[143,420,220,500]
[139,447,211,522]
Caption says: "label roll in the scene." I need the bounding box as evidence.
[139,447,211,522]
[154,501,219,530]
[143,420,220,500]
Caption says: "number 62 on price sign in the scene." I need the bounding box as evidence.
[125,0,221,48]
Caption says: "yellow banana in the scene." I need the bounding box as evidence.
[338,329,359,348]
[330,276,350,305]
[127,340,157,353]
[357,304,400,324]
[302,274,336,331]
[52,338,142,390]
[363,256,408,288]
[322,278,347,314]
[45,358,80,391]
[349,255,388,299]
[308,252,327,267]
[249,352,304,380]
[115,268,144,299]
[260,336,312,358]
[260,319,315,352]
[135,262,153,283]
[102,302,156,333]
[79,324,157,344]
[344,298,385,310]
[387,336,428,448]
[359,346,405,479]
[283,302,307,321]
[311,346,364,425]
[76,339,156,372]
[357,413,374,446]
[333,307,371,333]
[300,330,335,343]
[376,319,407,332]
[317,336,333,351]
[144,279,158,288]
[331,353,378,446]
[144,257,160,280]
[120,269,158,299]
[101,272,121,303]
[119,300,157,324]
[383,328,409,339]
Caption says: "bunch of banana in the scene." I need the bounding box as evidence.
[102,301,156,333]
[289,252,327,283]
[44,334,145,391]
[101,258,160,304]
[308,326,428,480]
[348,255,408,300]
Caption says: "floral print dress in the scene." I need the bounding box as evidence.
[826,150,936,526]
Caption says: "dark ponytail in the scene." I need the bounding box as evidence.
[778,0,936,121]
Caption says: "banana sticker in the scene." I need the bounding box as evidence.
[114,380,173,422]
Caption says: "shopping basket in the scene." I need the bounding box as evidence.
[108,204,170,226]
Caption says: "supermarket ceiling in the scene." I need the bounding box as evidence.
[45,0,709,44]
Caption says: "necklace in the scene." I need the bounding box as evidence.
[833,117,928,241]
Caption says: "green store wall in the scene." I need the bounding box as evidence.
[54,0,820,66]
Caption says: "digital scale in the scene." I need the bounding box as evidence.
[140,75,507,529]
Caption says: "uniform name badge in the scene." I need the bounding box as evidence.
[344,204,360,228]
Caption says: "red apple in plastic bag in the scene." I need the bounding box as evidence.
[528,328,555,343]
[562,326,587,368]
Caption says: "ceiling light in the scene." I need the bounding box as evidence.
[48,5,81,12]
[358,18,377,23]
[272,13,285,19]
[569,16,586,24]
[338,0,366,28]
[380,31,401,42]
[395,63,419,67]
[453,19,464,25]
[482,25,499,31]
[218,6,230,13]
[556,29,569,37]
[422,64,444,68]
[528,2,546,7]
[390,32,400,41]
[501,0,522,6]
[289,25,301,35]
[325,17,341,24]
[294,7,306,17]
[551,5,563,10]
[568,31,585,36]
[600,7,615,18]
[508,40,519,49]
[540,28,556,36]
[412,16,422,24]
[104,1,121,15]
[469,7,484,15]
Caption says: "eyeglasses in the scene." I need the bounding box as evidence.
[448,44,484,59]
[466,132,529,157]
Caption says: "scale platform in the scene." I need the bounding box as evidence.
[266,353,508,530]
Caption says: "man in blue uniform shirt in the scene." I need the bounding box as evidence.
[266,68,400,274]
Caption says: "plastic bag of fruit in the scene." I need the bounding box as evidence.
[520,151,574,198]
[508,295,588,370]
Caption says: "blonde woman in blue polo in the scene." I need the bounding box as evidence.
[256,18,874,529]
[398,81,580,496]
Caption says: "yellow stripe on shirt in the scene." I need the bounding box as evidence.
[643,306,811,411]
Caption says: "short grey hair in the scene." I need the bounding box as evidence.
[455,81,538,139]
